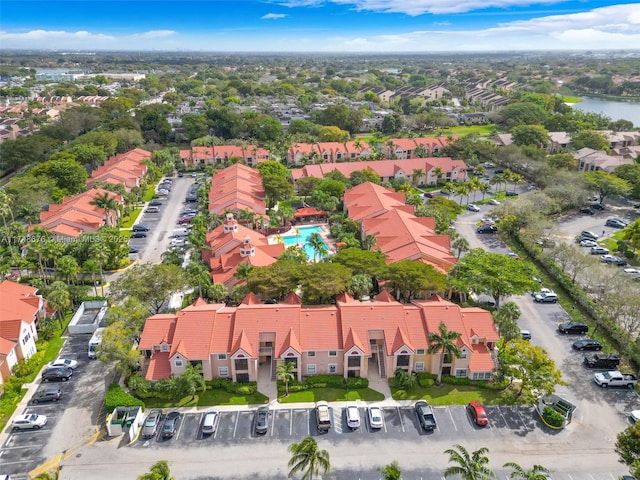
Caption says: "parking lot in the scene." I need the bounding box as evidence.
[0,335,110,477]
[131,402,544,450]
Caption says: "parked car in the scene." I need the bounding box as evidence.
[602,255,627,266]
[534,291,558,303]
[467,401,488,426]
[505,191,519,197]
[581,230,599,240]
[129,246,140,254]
[41,366,73,382]
[572,339,603,351]
[415,400,437,431]
[590,203,605,210]
[594,370,638,388]
[185,196,198,203]
[580,239,598,247]
[156,189,169,196]
[532,287,553,298]
[345,403,361,430]
[488,199,500,205]
[162,411,180,438]
[48,358,78,370]
[177,217,194,224]
[466,203,480,212]
[583,353,621,369]
[423,192,434,198]
[178,172,184,177]
[145,206,160,214]
[590,246,610,255]
[606,218,627,229]
[476,225,497,234]
[132,224,150,232]
[11,414,47,431]
[507,252,519,259]
[315,401,331,432]
[579,207,594,215]
[521,329,532,340]
[130,232,147,238]
[143,409,163,438]
[558,322,589,334]
[623,268,640,278]
[368,406,383,429]
[527,184,538,191]
[32,387,62,404]
[481,217,495,224]
[149,200,163,206]
[254,406,269,435]
[201,411,219,435]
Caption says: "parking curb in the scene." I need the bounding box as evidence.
[28,454,62,479]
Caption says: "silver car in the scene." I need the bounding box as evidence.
[142,409,162,438]
[12,414,47,430]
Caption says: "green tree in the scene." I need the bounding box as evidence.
[584,170,632,204]
[299,263,352,304]
[137,460,175,480]
[614,163,640,200]
[29,153,88,195]
[109,263,189,314]
[443,444,494,480]
[380,461,402,480]
[277,361,296,397]
[503,462,551,480]
[263,175,295,209]
[181,114,209,141]
[452,249,538,309]
[98,320,143,374]
[570,130,610,151]
[288,436,331,480]
[500,340,565,400]
[176,364,206,401]
[56,255,79,285]
[493,302,522,343]
[306,232,328,262]
[384,260,447,303]
[89,191,119,225]
[318,125,349,142]
[47,281,72,329]
[209,283,229,303]
[616,421,640,478]
[247,260,305,300]
[348,274,373,299]
[67,143,107,170]
[428,322,462,385]
[510,125,550,148]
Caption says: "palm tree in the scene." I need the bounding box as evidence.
[47,281,71,329]
[433,166,444,185]
[90,192,119,226]
[236,262,254,281]
[503,462,550,479]
[380,461,402,480]
[452,236,470,260]
[427,322,462,384]
[306,232,327,262]
[362,234,376,251]
[490,173,506,194]
[478,182,491,200]
[468,177,483,202]
[83,259,100,296]
[56,255,79,286]
[287,436,330,480]
[444,444,494,480]
[277,361,296,397]
[441,181,456,196]
[411,168,424,186]
[138,460,175,480]
[0,188,15,231]
[507,171,523,193]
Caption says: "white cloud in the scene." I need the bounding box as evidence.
[261,13,289,19]
[0,29,177,50]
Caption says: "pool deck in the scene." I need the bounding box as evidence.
[268,223,336,255]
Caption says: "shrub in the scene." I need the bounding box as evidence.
[416,372,436,387]
[207,378,233,390]
[475,378,510,390]
[228,382,258,395]
[345,377,369,389]
[127,374,152,398]
[442,375,471,385]
[11,350,45,379]
[105,383,145,412]
[541,405,565,428]
[306,375,345,387]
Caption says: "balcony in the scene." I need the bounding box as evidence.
[347,357,361,368]
[259,346,273,356]
[234,359,248,371]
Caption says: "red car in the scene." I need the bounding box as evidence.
[467,401,488,426]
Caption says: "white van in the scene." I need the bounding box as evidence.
[172,228,188,237]
[88,327,105,359]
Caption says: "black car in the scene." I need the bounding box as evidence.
[162,411,180,438]
[579,207,594,215]
[130,232,147,238]
[178,172,184,177]
[185,196,198,203]
[42,366,73,382]
[558,322,589,334]
[477,225,497,234]
[606,218,626,228]
[255,406,269,435]
[590,203,605,210]
[505,191,519,197]
[32,387,62,403]
[415,400,437,431]
[572,339,603,351]
[149,200,163,206]
[132,224,150,232]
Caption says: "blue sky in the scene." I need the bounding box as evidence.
[1,0,639,52]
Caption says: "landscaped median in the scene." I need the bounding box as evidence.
[277,375,385,403]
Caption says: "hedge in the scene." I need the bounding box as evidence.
[105,383,145,412]
[277,375,369,392]
[541,405,565,428]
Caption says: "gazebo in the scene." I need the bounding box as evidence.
[293,207,327,223]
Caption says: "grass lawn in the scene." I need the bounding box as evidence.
[560,96,582,103]
[435,125,495,137]
[119,207,143,229]
[143,389,269,408]
[142,186,155,202]
[391,384,517,405]
[278,387,385,404]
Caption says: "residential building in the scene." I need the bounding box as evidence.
[138,292,499,383]
[180,145,270,168]
[0,280,46,385]
[208,163,266,217]
[87,148,150,191]
[573,148,633,172]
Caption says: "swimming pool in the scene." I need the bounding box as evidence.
[281,226,328,260]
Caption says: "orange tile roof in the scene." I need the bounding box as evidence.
[391,326,414,353]
[138,315,177,350]
[232,329,255,357]
[343,327,367,353]
[0,319,22,341]
[343,182,408,222]
[146,352,172,381]
[0,336,17,356]
[279,328,302,356]
[0,280,42,332]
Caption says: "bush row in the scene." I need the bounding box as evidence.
[105,383,145,412]
[414,372,509,390]
[514,232,640,370]
[277,375,369,393]
[206,378,258,395]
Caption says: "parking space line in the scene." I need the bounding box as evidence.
[306,410,309,436]
[290,410,293,436]
[495,405,509,426]
[397,407,405,433]
[382,411,387,433]
[447,407,458,431]
[515,408,532,432]
[270,409,276,437]
[232,411,240,438]
[1,444,45,450]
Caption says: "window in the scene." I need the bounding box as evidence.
[416,348,425,355]
[307,351,316,358]
[217,353,227,360]
[328,351,337,357]
[455,369,468,378]
[328,364,337,374]
[218,367,229,377]
[307,364,316,374]
[415,362,425,372]
[460,351,467,359]
[175,360,183,367]
[472,372,492,380]
[22,332,31,345]
[161,343,170,352]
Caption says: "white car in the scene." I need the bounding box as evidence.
[11,414,47,430]
[368,406,383,429]
[623,268,640,278]
[631,410,640,423]
[48,358,78,370]
[488,199,500,205]
[579,239,598,248]
[170,238,186,247]
[481,217,495,224]
[345,403,361,429]
[467,204,481,212]
[590,246,610,255]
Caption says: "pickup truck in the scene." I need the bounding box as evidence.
[583,353,621,369]
[594,370,638,388]
[415,400,437,431]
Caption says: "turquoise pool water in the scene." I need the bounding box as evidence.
[281,226,328,260]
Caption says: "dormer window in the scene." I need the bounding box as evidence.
[240,237,256,257]
[223,213,238,233]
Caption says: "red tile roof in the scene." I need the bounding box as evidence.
[0,336,17,355]
[0,281,42,336]
[146,352,172,381]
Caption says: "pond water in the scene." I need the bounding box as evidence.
[573,96,640,127]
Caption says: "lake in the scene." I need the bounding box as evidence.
[573,96,640,127]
